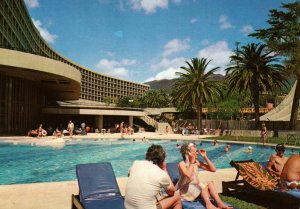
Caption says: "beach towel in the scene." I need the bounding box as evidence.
[237,162,277,191]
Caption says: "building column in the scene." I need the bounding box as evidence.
[95,115,103,130]
[129,116,133,127]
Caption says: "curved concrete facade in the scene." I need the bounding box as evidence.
[0,48,81,100]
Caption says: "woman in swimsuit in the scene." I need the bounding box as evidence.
[176,143,232,209]
[261,122,267,145]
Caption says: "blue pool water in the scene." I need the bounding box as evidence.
[0,139,298,185]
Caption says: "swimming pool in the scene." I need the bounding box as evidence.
[0,139,297,185]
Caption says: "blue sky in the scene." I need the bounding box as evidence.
[24,0,292,83]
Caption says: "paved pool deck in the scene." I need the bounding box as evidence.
[0,132,294,209]
[0,168,238,209]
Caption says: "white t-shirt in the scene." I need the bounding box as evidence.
[125,160,172,209]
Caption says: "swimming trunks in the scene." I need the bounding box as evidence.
[283,180,300,189]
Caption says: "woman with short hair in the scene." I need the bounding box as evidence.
[176,143,232,209]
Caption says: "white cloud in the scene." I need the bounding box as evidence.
[151,57,186,71]
[24,0,39,8]
[240,25,254,36]
[163,38,190,57]
[128,0,181,14]
[95,58,137,78]
[146,57,186,81]
[103,67,129,77]
[145,67,183,82]
[219,15,235,30]
[96,59,120,70]
[32,19,58,44]
[190,17,198,24]
[197,41,233,73]
[129,0,168,14]
[121,59,137,65]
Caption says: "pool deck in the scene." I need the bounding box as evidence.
[0,169,238,209]
[0,132,295,209]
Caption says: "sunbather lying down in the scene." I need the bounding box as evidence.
[280,154,300,190]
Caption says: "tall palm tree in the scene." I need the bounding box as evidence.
[225,43,287,128]
[173,57,223,130]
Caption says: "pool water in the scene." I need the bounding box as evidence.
[0,139,297,185]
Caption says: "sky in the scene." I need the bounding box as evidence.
[24,0,293,83]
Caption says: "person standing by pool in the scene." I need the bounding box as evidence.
[125,144,182,209]
[176,143,232,209]
[261,122,267,145]
[67,120,74,137]
[266,144,288,177]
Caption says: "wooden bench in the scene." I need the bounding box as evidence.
[285,134,300,146]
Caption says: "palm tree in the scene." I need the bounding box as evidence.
[225,43,287,128]
[173,57,223,130]
[140,89,171,108]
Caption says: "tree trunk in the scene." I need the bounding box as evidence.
[289,79,300,130]
[253,91,260,129]
[197,103,203,130]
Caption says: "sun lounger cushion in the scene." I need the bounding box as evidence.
[166,163,180,185]
[76,162,124,209]
[285,189,300,199]
[82,197,125,209]
[76,162,122,201]
[236,161,277,191]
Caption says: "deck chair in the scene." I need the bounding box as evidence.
[222,159,300,209]
[166,163,236,209]
[72,162,124,209]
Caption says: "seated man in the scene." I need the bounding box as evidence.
[125,144,182,209]
[280,154,300,190]
[266,144,288,177]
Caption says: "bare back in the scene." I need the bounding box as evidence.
[280,154,300,182]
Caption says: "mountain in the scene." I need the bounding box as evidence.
[144,74,225,91]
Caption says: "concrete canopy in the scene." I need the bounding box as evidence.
[0,48,81,100]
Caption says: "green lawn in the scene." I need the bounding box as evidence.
[220,194,267,209]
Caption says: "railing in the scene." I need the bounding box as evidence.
[140,115,158,128]
[240,108,271,113]
[202,107,272,113]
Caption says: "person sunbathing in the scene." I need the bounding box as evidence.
[280,154,300,190]
[266,144,288,177]
[176,143,232,209]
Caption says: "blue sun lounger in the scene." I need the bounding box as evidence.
[166,163,236,209]
[72,162,124,209]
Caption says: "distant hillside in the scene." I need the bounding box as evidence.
[144,74,225,91]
